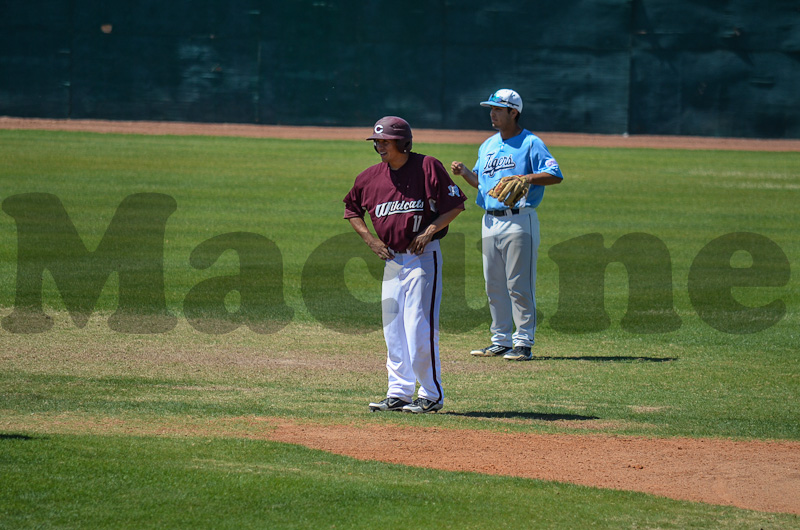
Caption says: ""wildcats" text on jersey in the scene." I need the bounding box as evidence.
[374,199,424,218]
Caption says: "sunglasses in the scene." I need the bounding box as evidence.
[488,94,519,108]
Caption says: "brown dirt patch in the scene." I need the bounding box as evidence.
[263,419,800,515]
[7,412,800,515]
[3,116,798,516]
[2,116,800,151]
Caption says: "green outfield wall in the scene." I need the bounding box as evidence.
[1,0,798,138]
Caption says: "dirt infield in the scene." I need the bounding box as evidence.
[3,115,799,515]
[12,413,800,515]
[2,116,800,151]
[264,419,800,516]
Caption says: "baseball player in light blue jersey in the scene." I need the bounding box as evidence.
[451,88,563,361]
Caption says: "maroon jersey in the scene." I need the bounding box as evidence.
[344,152,467,253]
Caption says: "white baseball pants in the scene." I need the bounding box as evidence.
[482,209,540,348]
[381,239,444,404]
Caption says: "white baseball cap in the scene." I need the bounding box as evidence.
[480,89,523,114]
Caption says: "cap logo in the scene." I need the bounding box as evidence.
[374,124,384,134]
[489,93,519,108]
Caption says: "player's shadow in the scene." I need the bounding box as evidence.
[443,411,599,421]
[531,355,677,363]
[0,433,37,441]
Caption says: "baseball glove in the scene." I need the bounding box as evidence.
[488,175,529,207]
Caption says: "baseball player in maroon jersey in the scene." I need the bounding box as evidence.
[344,116,467,413]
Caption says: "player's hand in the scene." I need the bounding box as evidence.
[450,161,467,175]
[408,231,433,255]
[368,238,394,260]
[451,161,479,189]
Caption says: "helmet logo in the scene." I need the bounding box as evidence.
[374,124,384,134]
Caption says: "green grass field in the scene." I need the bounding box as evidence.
[1,129,799,528]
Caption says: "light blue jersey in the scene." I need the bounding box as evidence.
[473,129,563,210]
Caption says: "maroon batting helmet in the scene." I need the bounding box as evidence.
[367,116,413,153]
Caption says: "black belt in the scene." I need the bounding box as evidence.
[485,208,519,216]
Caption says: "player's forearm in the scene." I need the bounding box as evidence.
[460,170,479,189]
[349,217,394,260]
[450,162,479,189]
[407,207,464,254]
[419,207,464,237]
[348,217,380,246]
[522,172,562,186]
